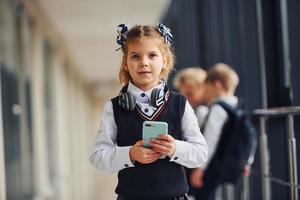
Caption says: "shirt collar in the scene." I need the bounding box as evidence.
[127,81,165,100]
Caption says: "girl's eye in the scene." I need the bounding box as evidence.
[131,55,139,59]
[149,53,158,58]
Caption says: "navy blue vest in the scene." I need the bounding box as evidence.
[111,92,189,200]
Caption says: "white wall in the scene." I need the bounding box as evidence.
[0,65,6,200]
[0,0,122,199]
[30,23,52,199]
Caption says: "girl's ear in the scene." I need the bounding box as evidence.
[123,56,128,71]
[163,57,168,69]
[124,65,128,71]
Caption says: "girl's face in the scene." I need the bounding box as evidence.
[124,38,166,91]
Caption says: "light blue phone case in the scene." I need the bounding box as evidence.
[142,121,168,148]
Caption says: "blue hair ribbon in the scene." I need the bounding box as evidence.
[157,23,173,45]
[116,24,129,51]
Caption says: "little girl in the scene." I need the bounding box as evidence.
[89,23,208,200]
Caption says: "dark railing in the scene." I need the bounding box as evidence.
[251,106,300,200]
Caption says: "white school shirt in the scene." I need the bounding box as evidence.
[89,82,208,173]
[194,105,209,129]
[202,96,238,169]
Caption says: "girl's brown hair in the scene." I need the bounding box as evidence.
[119,25,175,85]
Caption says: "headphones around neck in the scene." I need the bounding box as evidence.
[118,83,169,111]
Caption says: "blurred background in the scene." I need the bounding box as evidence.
[0,0,300,200]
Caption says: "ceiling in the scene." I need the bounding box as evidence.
[37,0,171,94]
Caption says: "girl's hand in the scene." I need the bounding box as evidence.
[150,134,176,157]
[129,140,161,164]
[190,168,204,188]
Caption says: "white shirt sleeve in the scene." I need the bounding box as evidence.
[89,101,134,173]
[169,101,208,168]
[202,104,228,169]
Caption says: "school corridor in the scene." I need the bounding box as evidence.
[1,0,300,200]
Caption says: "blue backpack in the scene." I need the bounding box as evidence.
[203,101,258,184]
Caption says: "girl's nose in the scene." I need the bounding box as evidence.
[140,56,149,67]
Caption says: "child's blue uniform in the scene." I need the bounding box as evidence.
[112,90,188,199]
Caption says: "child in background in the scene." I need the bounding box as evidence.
[173,67,208,129]
[173,67,207,107]
[89,23,208,200]
[191,63,239,200]
[173,67,210,199]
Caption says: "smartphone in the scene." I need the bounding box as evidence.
[142,121,168,148]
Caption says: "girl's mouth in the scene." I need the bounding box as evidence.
[138,71,151,74]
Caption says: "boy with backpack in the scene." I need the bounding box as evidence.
[190,63,257,200]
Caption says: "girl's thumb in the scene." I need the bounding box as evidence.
[135,140,144,146]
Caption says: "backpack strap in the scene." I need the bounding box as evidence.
[214,100,236,115]
[201,101,234,132]
[199,105,213,133]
